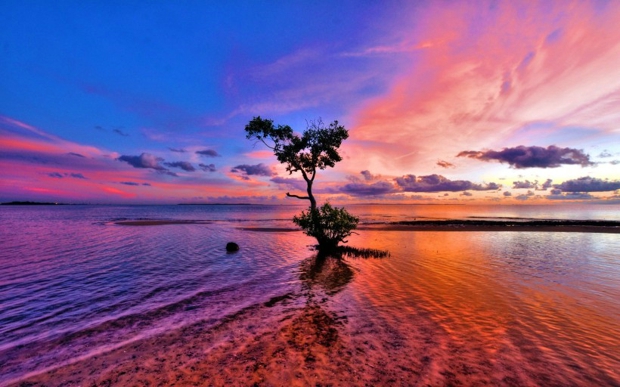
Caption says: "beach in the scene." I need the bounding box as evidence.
[1,204,620,386]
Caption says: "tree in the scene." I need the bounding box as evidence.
[245,116,358,250]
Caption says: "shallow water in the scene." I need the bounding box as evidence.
[339,230,620,385]
[1,204,619,385]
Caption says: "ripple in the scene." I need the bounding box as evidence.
[1,205,619,385]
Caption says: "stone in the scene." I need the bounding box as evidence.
[226,242,240,252]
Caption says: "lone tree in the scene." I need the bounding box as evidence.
[245,116,358,251]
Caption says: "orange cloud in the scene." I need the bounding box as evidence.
[349,1,620,177]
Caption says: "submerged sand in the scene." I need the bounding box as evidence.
[13,220,619,386]
[11,252,616,387]
[12,257,361,386]
[6,205,619,386]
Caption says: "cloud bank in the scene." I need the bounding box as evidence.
[164,161,196,172]
[231,163,274,178]
[553,177,620,192]
[118,153,166,171]
[199,163,216,172]
[196,149,221,157]
[395,174,500,192]
[340,181,397,196]
[457,145,593,169]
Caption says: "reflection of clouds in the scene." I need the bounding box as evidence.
[345,228,620,384]
[494,232,597,280]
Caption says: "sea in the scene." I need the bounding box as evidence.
[0,203,619,385]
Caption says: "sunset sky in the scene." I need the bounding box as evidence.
[1,1,619,204]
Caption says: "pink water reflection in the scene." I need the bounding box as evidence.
[336,229,620,385]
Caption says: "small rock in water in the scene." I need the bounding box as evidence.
[226,242,240,252]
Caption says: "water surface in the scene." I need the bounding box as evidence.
[1,204,618,385]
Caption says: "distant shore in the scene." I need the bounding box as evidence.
[360,219,620,233]
[1,201,66,205]
[114,218,620,233]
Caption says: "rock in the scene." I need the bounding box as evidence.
[226,242,240,252]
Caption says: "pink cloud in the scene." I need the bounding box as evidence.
[102,186,136,199]
[349,1,620,176]
[244,150,274,159]
[0,116,39,132]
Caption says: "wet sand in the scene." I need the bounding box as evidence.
[12,252,617,387]
[11,256,358,386]
[4,261,450,387]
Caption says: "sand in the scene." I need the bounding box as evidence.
[10,251,618,386]
[11,256,359,386]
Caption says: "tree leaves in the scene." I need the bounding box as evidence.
[293,203,359,251]
[245,117,348,181]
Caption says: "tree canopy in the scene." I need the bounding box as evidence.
[293,203,359,251]
[245,116,349,211]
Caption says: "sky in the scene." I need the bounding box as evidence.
[1,0,619,204]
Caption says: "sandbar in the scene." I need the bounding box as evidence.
[115,220,212,226]
[239,219,620,234]
[361,219,620,233]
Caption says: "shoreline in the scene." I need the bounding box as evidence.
[360,219,620,233]
[115,218,620,233]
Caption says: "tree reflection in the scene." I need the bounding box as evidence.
[300,246,388,296]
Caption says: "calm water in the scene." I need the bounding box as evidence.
[1,204,619,385]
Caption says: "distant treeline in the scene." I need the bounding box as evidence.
[394,219,620,227]
[1,201,65,205]
[178,203,253,206]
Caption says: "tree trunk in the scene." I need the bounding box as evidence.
[307,180,316,211]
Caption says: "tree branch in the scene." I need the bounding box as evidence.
[258,138,275,150]
[299,169,310,183]
[286,192,310,201]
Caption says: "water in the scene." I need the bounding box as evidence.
[0,204,619,385]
